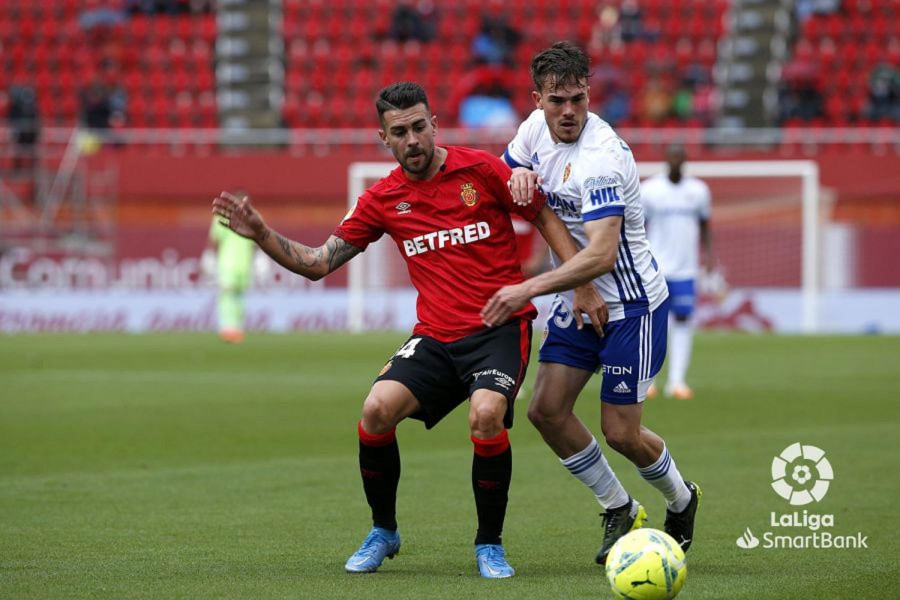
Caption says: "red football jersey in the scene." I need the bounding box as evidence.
[511,215,538,264]
[334,146,546,342]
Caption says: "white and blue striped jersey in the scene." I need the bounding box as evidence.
[504,109,668,322]
[640,174,711,281]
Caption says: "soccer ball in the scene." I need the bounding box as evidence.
[605,528,687,600]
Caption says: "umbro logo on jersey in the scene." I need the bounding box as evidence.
[531,152,540,165]
[395,202,412,215]
[613,381,631,394]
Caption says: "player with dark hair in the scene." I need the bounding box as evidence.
[212,81,603,578]
[482,42,701,564]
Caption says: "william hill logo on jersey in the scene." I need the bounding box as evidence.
[460,183,478,207]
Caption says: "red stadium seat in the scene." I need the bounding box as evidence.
[194,70,215,91]
[175,16,194,40]
[840,42,861,68]
[147,69,168,94]
[131,16,150,41]
[198,16,217,43]
[862,40,882,66]
[802,18,823,41]
[286,70,305,93]
[283,96,301,127]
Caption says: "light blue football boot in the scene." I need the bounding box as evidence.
[344,527,401,573]
[475,544,515,578]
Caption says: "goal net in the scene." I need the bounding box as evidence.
[347,160,821,334]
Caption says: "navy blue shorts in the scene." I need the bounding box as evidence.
[666,279,696,319]
[538,296,669,404]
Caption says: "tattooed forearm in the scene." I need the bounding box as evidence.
[326,237,362,273]
[258,228,270,242]
[262,231,357,279]
[301,245,324,268]
[276,232,331,271]
[275,233,295,261]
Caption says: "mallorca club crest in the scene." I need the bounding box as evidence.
[460,182,478,207]
[562,162,572,183]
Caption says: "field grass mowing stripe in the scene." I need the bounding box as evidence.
[5,369,359,386]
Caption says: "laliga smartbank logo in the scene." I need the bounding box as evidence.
[735,443,868,551]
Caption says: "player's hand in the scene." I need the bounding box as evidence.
[573,285,608,337]
[212,191,267,241]
[481,283,531,327]
[508,168,543,206]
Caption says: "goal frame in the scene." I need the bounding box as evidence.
[347,160,821,333]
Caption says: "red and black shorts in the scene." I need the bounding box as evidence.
[375,319,532,430]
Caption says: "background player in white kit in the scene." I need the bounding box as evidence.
[641,145,714,400]
[481,42,700,564]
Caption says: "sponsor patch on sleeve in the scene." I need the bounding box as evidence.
[583,176,623,209]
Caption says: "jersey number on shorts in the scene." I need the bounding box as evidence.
[553,300,574,329]
[395,338,422,359]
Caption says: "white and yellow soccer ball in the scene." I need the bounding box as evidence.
[605,528,687,600]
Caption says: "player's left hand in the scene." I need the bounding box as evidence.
[212,191,266,241]
[573,285,608,337]
[481,283,531,327]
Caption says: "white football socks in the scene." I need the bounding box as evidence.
[561,437,629,509]
[637,445,691,513]
[668,320,693,388]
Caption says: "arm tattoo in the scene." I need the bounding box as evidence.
[326,237,361,273]
[278,233,321,269]
[272,232,358,275]
[275,233,294,261]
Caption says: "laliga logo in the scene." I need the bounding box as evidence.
[771,443,833,506]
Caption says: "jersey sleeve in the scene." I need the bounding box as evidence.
[484,155,546,222]
[502,111,538,170]
[697,180,712,221]
[331,190,384,250]
[579,153,626,223]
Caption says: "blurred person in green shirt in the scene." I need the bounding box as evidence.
[205,192,256,343]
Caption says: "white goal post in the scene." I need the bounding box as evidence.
[347,160,821,333]
[637,161,821,334]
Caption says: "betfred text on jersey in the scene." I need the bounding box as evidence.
[402,222,491,257]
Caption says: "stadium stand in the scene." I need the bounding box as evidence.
[0,0,217,128]
[3,1,896,130]
[281,0,729,128]
[783,0,899,126]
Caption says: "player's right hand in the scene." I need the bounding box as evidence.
[481,282,531,328]
[212,191,267,241]
[573,285,608,337]
[508,168,543,206]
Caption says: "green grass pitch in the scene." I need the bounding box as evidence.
[2,332,899,598]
